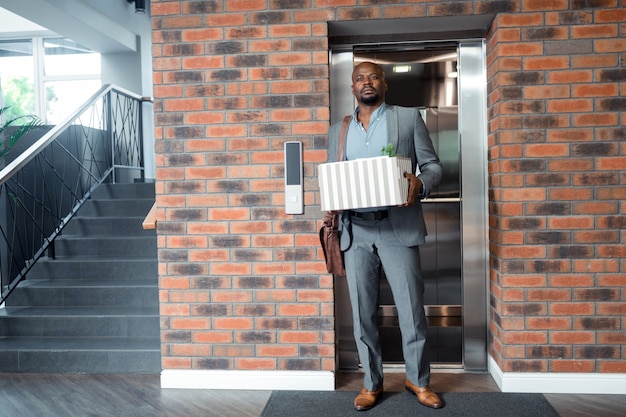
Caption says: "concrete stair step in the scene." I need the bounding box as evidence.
[27,257,157,280]
[52,235,157,258]
[0,336,160,373]
[1,182,160,374]
[6,279,158,308]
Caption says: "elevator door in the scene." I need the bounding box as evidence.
[331,42,489,372]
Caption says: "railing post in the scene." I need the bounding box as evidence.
[106,90,115,184]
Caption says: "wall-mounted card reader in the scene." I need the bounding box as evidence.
[284,141,303,214]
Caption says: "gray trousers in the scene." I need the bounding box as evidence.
[343,216,430,391]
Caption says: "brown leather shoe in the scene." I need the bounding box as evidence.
[354,387,383,411]
[405,380,443,409]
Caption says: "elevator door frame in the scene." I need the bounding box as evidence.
[329,40,489,372]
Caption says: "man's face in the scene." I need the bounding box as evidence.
[351,63,387,106]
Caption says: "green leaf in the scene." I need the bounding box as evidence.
[0,106,43,158]
[381,143,397,157]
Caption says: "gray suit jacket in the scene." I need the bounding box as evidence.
[327,105,443,249]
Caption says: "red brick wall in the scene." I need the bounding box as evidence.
[151,0,626,375]
[487,1,626,374]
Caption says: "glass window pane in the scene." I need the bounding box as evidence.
[44,38,100,77]
[45,80,101,124]
[0,39,35,120]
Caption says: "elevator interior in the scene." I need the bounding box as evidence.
[329,17,490,373]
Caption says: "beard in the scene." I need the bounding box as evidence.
[360,93,379,105]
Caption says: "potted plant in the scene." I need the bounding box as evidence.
[0,106,43,159]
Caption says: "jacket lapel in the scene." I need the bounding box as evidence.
[386,105,399,153]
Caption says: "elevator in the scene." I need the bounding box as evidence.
[329,16,491,372]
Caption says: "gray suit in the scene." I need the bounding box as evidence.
[328,104,442,390]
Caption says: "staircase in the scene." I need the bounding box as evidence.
[0,182,160,373]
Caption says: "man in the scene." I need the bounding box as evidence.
[327,62,443,411]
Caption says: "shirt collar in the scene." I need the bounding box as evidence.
[353,103,387,123]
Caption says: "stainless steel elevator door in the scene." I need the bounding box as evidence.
[331,41,489,372]
[360,48,463,366]
[335,46,463,368]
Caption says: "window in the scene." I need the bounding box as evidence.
[0,37,100,124]
[0,39,35,121]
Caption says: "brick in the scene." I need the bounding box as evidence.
[548,187,595,201]
[524,85,570,99]
[597,156,626,170]
[575,346,620,359]
[596,242,626,259]
[257,345,299,357]
[573,83,620,97]
[503,303,547,316]
[279,358,321,371]
[501,289,525,302]
[505,360,548,372]
[236,358,277,370]
[547,128,593,143]
[595,39,626,53]
[572,259,620,273]
[523,259,572,273]
[500,245,546,259]
[524,143,570,157]
[210,263,252,275]
[235,331,275,344]
[597,274,626,287]
[162,16,205,29]
[213,345,255,357]
[572,24,619,39]
[195,358,231,369]
[572,54,619,68]
[527,345,571,359]
[497,42,544,57]
[573,230,620,244]
[498,13,544,27]
[526,231,570,245]
[170,318,210,330]
[213,317,254,330]
[573,113,619,127]
[523,56,569,70]
[598,332,626,344]
[549,302,595,315]
[574,317,620,330]
[548,159,594,173]
[546,40,594,56]
[522,0,568,11]
[545,10,593,25]
[279,331,321,344]
[549,246,594,259]
[551,360,596,372]
[523,27,568,41]
[598,362,626,373]
[574,289,620,301]
[550,331,596,344]
[525,203,570,216]
[527,289,572,302]
[382,5,428,19]
[162,357,191,369]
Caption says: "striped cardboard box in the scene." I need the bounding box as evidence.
[318,156,412,211]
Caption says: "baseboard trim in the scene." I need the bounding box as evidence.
[489,356,626,394]
[161,369,335,391]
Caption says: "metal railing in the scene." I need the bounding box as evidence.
[0,85,146,304]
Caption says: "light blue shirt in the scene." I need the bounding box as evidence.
[345,103,388,161]
[345,104,389,212]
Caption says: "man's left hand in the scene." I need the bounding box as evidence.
[402,173,422,207]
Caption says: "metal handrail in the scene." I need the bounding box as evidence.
[0,84,142,185]
[0,84,145,303]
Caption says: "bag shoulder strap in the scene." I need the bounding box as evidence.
[337,115,351,161]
